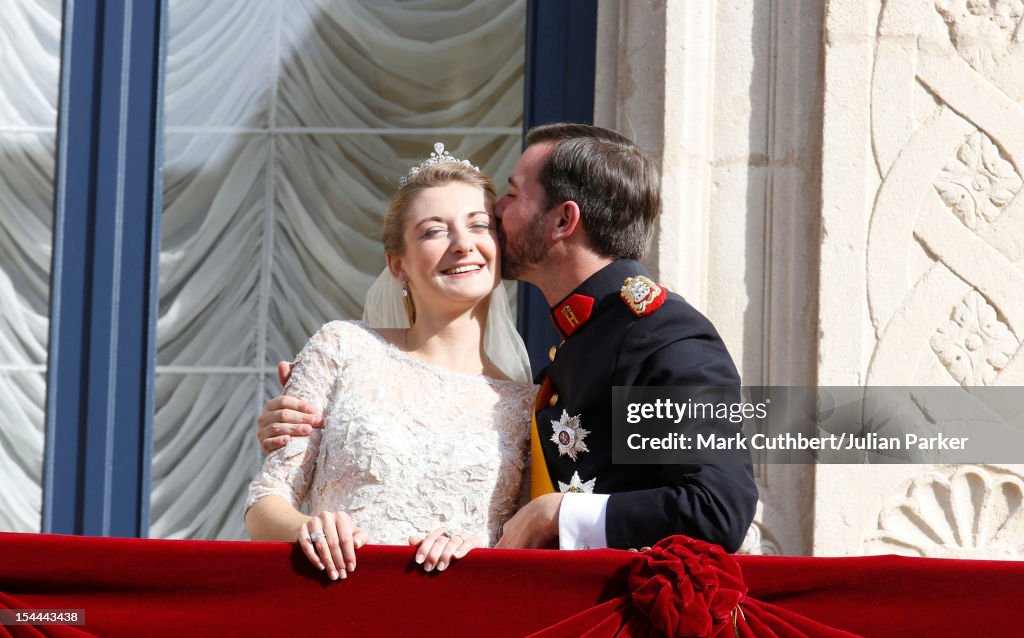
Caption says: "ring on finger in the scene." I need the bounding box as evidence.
[309,531,326,544]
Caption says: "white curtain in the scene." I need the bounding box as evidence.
[151,0,526,539]
[0,0,62,533]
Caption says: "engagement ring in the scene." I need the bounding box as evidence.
[309,531,326,544]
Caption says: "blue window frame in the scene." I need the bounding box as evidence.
[44,0,167,536]
[519,0,598,374]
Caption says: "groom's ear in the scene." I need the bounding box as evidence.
[551,200,582,242]
[386,254,404,281]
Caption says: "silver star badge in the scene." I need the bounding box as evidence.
[558,471,596,494]
[550,410,590,461]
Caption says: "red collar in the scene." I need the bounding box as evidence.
[550,293,595,339]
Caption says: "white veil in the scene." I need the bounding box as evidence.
[362,268,533,384]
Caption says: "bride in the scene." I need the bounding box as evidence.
[244,147,535,581]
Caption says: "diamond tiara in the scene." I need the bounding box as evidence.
[400,142,479,186]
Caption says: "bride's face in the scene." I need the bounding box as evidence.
[392,181,500,312]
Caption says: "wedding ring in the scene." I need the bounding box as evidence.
[309,531,326,544]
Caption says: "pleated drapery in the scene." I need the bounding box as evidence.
[0,0,62,533]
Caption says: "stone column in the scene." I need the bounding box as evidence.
[595,0,715,309]
[595,0,826,556]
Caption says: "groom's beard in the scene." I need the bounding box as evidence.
[499,212,549,281]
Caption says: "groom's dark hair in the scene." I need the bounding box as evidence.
[525,123,660,261]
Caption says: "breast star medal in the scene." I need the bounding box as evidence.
[550,410,590,461]
[558,471,596,494]
[620,275,667,317]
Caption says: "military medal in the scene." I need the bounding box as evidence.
[550,410,590,461]
[620,275,667,317]
[558,471,596,494]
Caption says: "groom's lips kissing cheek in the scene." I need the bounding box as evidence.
[496,220,507,251]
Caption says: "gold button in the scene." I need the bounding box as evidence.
[548,345,557,361]
[549,393,559,407]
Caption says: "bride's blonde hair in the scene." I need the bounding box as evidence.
[381,163,498,326]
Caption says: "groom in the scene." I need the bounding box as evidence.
[256,123,757,552]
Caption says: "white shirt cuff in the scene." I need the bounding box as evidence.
[558,493,609,550]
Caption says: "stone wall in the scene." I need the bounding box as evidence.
[595,0,1024,558]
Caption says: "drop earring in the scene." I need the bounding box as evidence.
[400,275,416,326]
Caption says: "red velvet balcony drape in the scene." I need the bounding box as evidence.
[1,532,1021,637]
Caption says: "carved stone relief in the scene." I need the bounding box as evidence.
[865,0,1024,387]
[933,130,1022,231]
[930,289,1019,385]
[818,0,1024,557]
[738,520,783,556]
[864,465,1024,559]
[934,0,1024,75]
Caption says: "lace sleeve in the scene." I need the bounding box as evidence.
[487,382,537,544]
[245,321,348,512]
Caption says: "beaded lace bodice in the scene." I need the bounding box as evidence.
[246,321,535,546]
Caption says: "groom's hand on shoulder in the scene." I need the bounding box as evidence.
[256,365,323,453]
[276,360,292,388]
[493,493,563,549]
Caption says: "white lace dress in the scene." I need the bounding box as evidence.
[245,320,535,546]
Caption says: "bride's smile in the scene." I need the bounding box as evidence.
[440,263,483,276]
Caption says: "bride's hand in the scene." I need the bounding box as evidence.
[408,528,482,573]
[299,511,369,580]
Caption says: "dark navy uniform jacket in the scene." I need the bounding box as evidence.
[536,259,758,552]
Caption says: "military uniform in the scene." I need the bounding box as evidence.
[531,259,757,552]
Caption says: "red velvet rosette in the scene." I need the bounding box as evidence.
[530,535,862,638]
[627,535,745,636]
